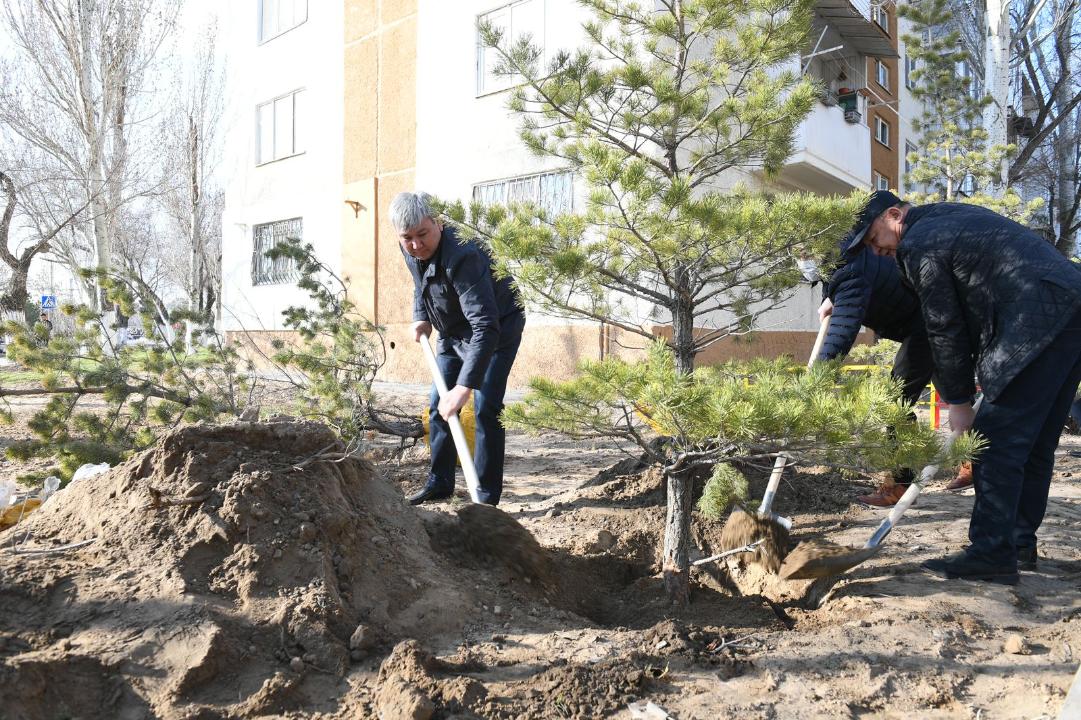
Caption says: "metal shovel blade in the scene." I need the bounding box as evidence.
[779,539,882,580]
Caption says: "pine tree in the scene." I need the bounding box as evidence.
[900,0,1042,220]
[502,344,979,603]
[447,0,974,605]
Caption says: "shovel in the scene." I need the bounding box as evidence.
[420,335,482,504]
[714,316,830,569]
[755,314,832,524]
[782,404,978,607]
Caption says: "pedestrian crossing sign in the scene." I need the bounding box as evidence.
[40,295,56,310]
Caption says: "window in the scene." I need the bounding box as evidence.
[956,60,980,98]
[876,60,889,89]
[905,55,917,90]
[256,90,304,165]
[874,171,890,191]
[473,169,573,216]
[875,116,890,147]
[258,0,307,43]
[872,2,888,29]
[251,218,302,285]
[904,141,918,190]
[476,0,545,95]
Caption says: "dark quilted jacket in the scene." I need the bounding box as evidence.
[817,250,923,361]
[403,226,525,389]
[896,202,1081,403]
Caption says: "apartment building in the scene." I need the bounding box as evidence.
[220,0,346,336]
[222,0,903,385]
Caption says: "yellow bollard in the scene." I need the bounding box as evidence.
[421,397,477,466]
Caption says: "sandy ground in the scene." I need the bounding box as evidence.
[0,379,1078,719]
[373,383,1081,720]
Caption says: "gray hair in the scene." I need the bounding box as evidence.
[389,191,437,232]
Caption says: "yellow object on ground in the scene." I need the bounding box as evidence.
[0,498,42,530]
[421,398,477,464]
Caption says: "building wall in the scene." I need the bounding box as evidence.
[223,0,884,386]
[220,0,345,332]
[866,5,900,190]
[896,14,923,197]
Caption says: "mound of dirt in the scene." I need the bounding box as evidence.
[0,421,477,719]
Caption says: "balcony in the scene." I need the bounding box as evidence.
[779,98,872,194]
[815,0,896,58]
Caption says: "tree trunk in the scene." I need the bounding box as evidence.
[77,0,109,309]
[662,467,695,606]
[1,263,30,312]
[670,280,695,374]
[983,0,1010,190]
[1053,6,1076,255]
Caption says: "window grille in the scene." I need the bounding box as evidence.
[251,217,302,285]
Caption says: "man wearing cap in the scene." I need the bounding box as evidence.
[852,192,1081,584]
[815,200,938,507]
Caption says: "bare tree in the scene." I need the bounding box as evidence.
[158,19,225,345]
[0,0,178,310]
[1010,0,1081,252]
[0,154,97,312]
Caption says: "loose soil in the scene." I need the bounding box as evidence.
[0,383,1078,719]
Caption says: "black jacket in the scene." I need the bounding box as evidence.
[818,250,924,361]
[897,202,1081,403]
[403,226,524,389]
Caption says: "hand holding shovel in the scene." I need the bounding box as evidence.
[419,334,482,504]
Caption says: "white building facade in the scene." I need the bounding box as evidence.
[220,0,345,333]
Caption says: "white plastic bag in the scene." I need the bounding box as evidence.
[0,480,16,508]
[70,462,111,485]
[41,476,61,503]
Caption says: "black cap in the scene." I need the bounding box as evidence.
[841,190,903,255]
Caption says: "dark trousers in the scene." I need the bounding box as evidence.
[888,330,938,483]
[969,309,1081,564]
[428,332,523,505]
[891,329,937,407]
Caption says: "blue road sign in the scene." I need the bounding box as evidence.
[40,295,57,310]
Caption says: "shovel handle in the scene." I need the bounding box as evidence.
[420,335,482,504]
[758,454,788,516]
[756,317,830,523]
[863,396,980,549]
[806,314,831,370]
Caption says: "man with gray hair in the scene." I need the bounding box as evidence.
[392,191,525,506]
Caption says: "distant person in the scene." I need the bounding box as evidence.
[852,192,1081,584]
[391,191,525,506]
[38,311,53,339]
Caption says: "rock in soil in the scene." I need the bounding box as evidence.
[376,678,435,720]
[1003,633,1029,655]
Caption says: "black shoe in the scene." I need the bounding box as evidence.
[921,552,1019,585]
[889,467,916,485]
[1017,546,1038,571]
[407,484,454,505]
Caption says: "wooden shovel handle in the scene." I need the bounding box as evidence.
[806,314,831,370]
